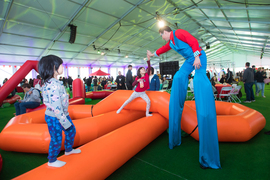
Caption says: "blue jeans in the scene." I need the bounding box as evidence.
[244,82,255,101]
[254,80,258,93]
[14,102,40,115]
[45,115,76,163]
[256,82,265,96]
[87,86,91,92]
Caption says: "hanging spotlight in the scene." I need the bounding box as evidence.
[101,52,105,55]
[118,49,121,54]
[93,45,96,50]
[143,58,146,60]
[97,50,100,54]
[158,20,165,28]
[206,42,210,49]
[125,55,128,58]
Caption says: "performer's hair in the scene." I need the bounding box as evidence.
[159,26,172,34]
[128,65,132,68]
[38,55,63,83]
[245,62,250,67]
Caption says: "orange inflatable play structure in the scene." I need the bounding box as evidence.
[181,101,266,142]
[1,90,169,179]
[0,90,265,179]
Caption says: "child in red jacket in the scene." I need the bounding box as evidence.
[117,58,152,117]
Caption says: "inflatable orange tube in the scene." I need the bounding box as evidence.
[14,114,167,180]
[181,101,266,142]
[0,106,145,153]
[13,90,169,180]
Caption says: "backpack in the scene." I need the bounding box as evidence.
[33,88,43,103]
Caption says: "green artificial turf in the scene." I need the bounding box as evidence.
[0,84,269,180]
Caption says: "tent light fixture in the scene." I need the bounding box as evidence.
[125,55,128,58]
[101,52,105,55]
[158,20,165,28]
[97,50,100,54]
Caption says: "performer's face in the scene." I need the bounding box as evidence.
[160,31,170,42]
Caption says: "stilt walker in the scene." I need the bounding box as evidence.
[147,26,221,169]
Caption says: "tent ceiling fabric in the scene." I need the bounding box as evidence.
[0,0,269,67]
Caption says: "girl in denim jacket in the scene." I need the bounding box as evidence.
[39,55,81,167]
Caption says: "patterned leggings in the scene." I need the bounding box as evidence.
[118,91,151,115]
[45,115,76,163]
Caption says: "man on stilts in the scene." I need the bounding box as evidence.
[147,26,221,169]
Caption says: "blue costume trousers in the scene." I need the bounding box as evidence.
[45,115,76,163]
[169,51,221,169]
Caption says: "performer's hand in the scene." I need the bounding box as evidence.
[28,91,32,95]
[147,50,154,58]
[193,56,201,70]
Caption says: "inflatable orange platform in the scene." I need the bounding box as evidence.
[5,90,169,179]
[181,101,266,142]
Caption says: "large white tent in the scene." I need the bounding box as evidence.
[0,0,269,73]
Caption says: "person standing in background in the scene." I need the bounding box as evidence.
[206,70,210,80]
[226,68,233,84]
[243,62,255,103]
[147,67,160,91]
[116,71,126,90]
[67,76,73,91]
[93,76,98,91]
[126,65,133,90]
[86,76,92,91]
[157,70,161,79]
[252,65,257,93]
[33,75,42,88]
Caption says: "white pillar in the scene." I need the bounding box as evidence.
[12,65,17,74]
[89,67,92,75]
[88,67,91,76]
[78,66,80,79]
[64,66,68,78]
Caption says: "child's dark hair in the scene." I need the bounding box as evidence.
[137,67,145,78]
[38,55,63,83]
[146,67,154,74]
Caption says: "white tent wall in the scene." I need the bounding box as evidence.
[232,51,270,71]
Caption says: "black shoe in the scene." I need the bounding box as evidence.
[264,131,270,135]
[200,164,209,169]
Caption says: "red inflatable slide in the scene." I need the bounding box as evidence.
[0,61,38,104]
